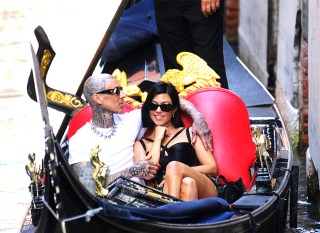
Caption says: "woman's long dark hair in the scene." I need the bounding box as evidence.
[141,81,184,129]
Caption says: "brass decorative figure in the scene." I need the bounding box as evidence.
[160,52,221,95]
[252,126,273,169]
[90,145,110,197]
[112,68,148,103]
[25,153,43,197]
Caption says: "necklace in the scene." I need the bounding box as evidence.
[90,122,117,139]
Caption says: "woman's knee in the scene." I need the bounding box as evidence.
[181,177,198,200]
[181,177,197,190]
[166,161,185,175]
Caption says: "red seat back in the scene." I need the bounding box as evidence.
[183,88,256,190]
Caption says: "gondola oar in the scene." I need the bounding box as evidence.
[30,43,66,231]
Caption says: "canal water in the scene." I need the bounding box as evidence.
[285,151,320,232]
[0,1,319,232]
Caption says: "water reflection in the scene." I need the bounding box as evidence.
[285,151,320,232]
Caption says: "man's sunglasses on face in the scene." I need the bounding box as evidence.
[148,102,175,112]
[96,86,122,95]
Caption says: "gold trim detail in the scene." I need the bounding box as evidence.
[47,91,84,108]
[40,49,52,77]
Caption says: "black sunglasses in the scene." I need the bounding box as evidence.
[148,102,175,112]
[96,86,122,95]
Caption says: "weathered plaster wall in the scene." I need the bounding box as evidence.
[238,0,269,86]
[308,0,320,187]
[275,0,301,149]
[276,0,300,108]
[238,0,301,148]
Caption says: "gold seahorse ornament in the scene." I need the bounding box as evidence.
[90,145,110,197]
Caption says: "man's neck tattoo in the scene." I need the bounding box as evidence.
[92,113,114,128]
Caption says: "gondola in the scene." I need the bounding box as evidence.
[21,0,297,232]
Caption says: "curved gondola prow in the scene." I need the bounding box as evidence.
[27,26,87,117]
[27,0,131,143]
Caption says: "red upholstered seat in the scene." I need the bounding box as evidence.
[183,88,256,190]
[68,88,256,190]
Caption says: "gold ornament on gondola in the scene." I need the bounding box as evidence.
[112,68,145,108]
[47,91,84,108]
[90,145,110,197]
[112,52,221,107]
[160,52,221,96]
[40,49,52,77]
[252,126,273,169]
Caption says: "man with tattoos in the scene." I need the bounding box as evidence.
[68,73,212,193]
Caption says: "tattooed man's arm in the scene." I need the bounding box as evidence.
[109,158,159,183]
[71,162,96,194]
[71,156,159,186]
[179,97,213,151]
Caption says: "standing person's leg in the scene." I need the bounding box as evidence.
[154,0,194,70]
[185,0,228,89]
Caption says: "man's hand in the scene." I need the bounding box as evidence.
[179,97,213,151]
[201,0,220,17]
[130,154,160,180]
[191,117,213,151]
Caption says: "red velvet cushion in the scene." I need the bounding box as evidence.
[184,88,256,190]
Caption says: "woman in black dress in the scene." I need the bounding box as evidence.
[134,81,218,201]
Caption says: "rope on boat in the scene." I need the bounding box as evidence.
[42,196,103,223]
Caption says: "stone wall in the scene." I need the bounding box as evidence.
[308,0,320,195]
[274,0,301,149]
[227,0,319,207]
[236,0,301,149]
[238,0,269,87]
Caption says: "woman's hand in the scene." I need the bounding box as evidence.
[158,179,165,189]
[154,126,169,141]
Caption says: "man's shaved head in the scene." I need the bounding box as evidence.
[83,73,115,106]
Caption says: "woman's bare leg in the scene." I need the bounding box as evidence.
[180,177,198,201]
[163,161,183,198]
[164,161,217,200]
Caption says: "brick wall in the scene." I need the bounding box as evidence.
[225,0,239,51]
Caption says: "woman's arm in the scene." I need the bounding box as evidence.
[133,137,161,164]
[188,128,217,176]
[145,126,167,164]
[133,140,147,162]
[179,98,213,151]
